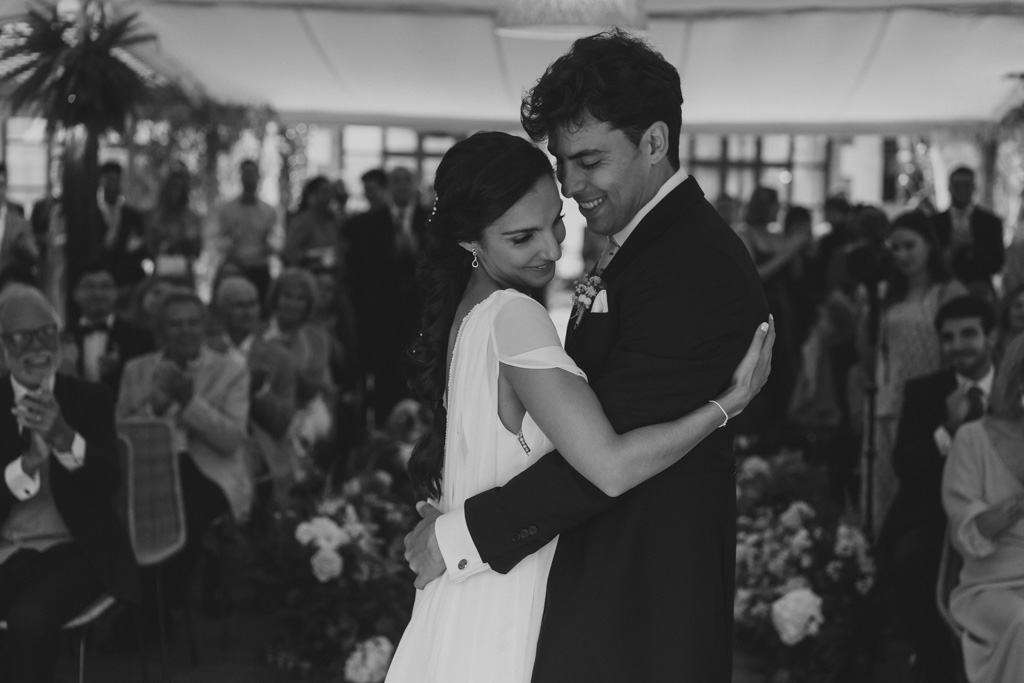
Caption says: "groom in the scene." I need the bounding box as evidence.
[406,30,768,682]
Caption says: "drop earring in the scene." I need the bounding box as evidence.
[471,249,479,268]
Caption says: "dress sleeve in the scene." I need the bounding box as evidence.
[492,293,586,381]
[942,423,997,558]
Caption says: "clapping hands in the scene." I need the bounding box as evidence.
[150,360,194,413]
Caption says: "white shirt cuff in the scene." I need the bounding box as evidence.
[933,426,953,458]
[53,433,86,471]
[5,457,41,500]
[434,507,489,583]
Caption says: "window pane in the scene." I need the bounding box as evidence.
[794,135,828,164]
[677,132,690,167]
[421,157,443,187]
[694,134,722,161]
[343,126,383,153]
[725,167,756,202]
[727,134,757,161]
[761,135,791,163]
[385,127,418,153]
[422,135,457,156]
[791,166,826,207]
[692,166,721,201]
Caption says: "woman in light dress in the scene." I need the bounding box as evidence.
[859,210,964,535]
[943,333,1024,683]
[384,132,773,683]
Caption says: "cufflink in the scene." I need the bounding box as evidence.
[458,559,467,570]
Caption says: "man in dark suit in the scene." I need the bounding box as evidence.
[933,166,1004,295]
[95,161,149,293]
[0,164,39,281]
[406,30,768,682]
[0,286,138,682]
[878,295,997,683]
[345,167,428,427]
[69,260,154,401]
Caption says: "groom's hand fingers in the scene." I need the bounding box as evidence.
[404,514,447,590]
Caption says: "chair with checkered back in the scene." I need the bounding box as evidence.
[117,417,198,671]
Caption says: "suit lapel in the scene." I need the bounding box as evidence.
[598,177,705,284]
[0,379,17,464]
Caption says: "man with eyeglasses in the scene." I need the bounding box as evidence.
[0,285,137,682]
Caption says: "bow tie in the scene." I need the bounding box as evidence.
[81,321,110,335]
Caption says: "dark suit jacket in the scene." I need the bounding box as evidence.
[96,201,149,287]
[463,177,768,682]
[70,316,155,401]
[344,204,428,363]
[933,206,1004,287]
[879,369,958,552]
[0,374,140,604]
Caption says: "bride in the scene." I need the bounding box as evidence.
[385,131,773,682]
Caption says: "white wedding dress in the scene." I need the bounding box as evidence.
[385,289,586,683]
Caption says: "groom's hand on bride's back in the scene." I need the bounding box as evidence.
[405,501,446,589]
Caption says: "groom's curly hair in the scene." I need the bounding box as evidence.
[521,29,684,170]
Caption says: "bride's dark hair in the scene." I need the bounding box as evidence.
[408,131,554,500]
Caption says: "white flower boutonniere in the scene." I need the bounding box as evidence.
[571,274,606,329]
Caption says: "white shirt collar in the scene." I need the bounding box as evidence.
[608,167,687,250]
[957,364,995,396]
[79,313,115,330]
[11,374,55,403]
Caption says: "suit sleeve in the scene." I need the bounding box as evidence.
[179,363,250,456]
[463,243,759,573]
[56,382,121,499]
[251,352,296,438]
[890,379,939,483]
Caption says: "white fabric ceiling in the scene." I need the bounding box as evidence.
[4,0,1024,132]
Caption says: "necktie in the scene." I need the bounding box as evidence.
[596,236,620,274]
[965,385,985,423]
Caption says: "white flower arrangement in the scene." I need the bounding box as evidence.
[771,587,824,646]
[344,636,396,683]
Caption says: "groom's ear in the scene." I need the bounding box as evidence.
[643,121,670,166]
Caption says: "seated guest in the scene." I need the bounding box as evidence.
[880,295,996,683]
[213,276,297,506]
[69,260,154,400]
[995,284,1024,365]
[116,291,250,604]
[265,268,336,407]
[942,333,1024,683]
[124,274,188,336]
[0,287,138,682]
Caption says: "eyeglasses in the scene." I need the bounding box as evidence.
[1,324,60,352]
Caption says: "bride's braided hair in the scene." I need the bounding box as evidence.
[408,132,553,500]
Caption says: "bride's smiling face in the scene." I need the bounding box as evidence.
[464,176,565,292]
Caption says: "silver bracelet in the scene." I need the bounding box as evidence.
[708,400,729,429]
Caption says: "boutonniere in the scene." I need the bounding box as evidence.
[571,274,606,329]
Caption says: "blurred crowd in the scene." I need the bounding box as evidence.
[723,166,1024,683]
[2,153,1024,682]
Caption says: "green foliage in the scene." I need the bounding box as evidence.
[0,2,161,133]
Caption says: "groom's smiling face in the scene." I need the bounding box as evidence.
[549,117,660,238]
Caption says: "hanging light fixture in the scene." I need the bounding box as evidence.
[495,0,647,39]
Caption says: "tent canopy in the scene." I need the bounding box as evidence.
[4,0,1024,132]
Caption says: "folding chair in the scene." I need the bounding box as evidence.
[0,590,116,683]
[118,417,198,675]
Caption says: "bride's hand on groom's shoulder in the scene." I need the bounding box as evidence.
[717,316,775,418]
[405,501,447,589]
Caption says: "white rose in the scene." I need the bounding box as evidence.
[771,587,824,646]
[295,521,317,546]
[740,456,771,479]
[308,516,349,551]
[310,547,344,583]
[344,635,395,683]
[780,501,815,530]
